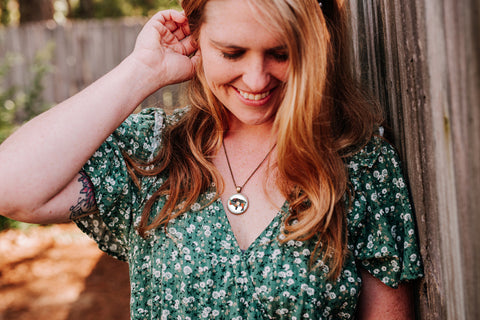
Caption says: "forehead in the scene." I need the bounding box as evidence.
[201,0,284,46]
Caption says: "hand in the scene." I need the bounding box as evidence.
[129,10,199,89]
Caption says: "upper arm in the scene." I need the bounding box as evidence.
[32,171,98,224]
[356,268,414,320]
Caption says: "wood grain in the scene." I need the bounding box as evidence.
[347,0,480,319]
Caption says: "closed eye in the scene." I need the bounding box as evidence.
[221,50,245,60]
[267,47,289,62]
[269,51,289,62]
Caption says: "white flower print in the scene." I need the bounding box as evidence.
[74,116,423,320]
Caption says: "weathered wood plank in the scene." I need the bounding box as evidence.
[347,0,480,319]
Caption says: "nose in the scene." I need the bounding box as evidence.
[241,56,271,92]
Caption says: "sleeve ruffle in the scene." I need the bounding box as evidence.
[345,136,423,288]
[74,108,167,260]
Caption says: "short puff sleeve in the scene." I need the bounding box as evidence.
[74,107,169,261]
[346,136,423,288]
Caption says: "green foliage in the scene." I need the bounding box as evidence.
[0,0,181,26]
[0,42,54,142]
[69,0,181,19]
[0,43,54,231]
[0,216,34,232]
[0,53,19,142]
[0,0,10,25]
[127,0,181,15]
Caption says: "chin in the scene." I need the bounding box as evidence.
[228,110,277,128]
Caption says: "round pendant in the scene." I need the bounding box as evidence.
[227,193,249,215]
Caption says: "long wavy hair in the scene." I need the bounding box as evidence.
[130,0,382,278]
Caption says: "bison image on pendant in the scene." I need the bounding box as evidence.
[227,193,249,215]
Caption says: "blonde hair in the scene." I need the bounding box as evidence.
[131,0,382,278]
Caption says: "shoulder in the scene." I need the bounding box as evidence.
[344,135,407,194]
[120,106,190,135]
[165,106,191,125]
[113,106,190,160]
[344,135,409,206]
[345,135,400,171]
[344,136,423,287]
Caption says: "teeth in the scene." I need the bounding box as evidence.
[238,89,270,101]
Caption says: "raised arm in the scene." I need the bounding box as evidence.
[0,10,198,224]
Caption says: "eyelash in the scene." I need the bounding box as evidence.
[271,52,289,62]
[222,51,244,60]
[221,51,289,62]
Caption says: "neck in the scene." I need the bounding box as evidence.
[226,119,277,144]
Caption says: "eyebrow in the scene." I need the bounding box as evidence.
[210,39,242,49]
[210,39,287,51]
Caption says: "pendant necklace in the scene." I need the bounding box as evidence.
[223,140,276,215]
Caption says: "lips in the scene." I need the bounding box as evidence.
[237,88,271,101]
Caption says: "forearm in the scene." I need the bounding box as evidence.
[0,56,160,219]
[0,9,197,221]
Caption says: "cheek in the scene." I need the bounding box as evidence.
[200,48,238,88]
[202,56,226,88]
[273,62,290,83]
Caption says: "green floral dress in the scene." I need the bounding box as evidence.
[75,107,423,319]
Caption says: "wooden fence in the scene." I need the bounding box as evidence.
[1,3,479,319]
[348,0,480,319]
[0,18,187,112]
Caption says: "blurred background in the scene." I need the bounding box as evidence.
[0,0,187,145]
[0,1,183,319]
[1,0,181,24]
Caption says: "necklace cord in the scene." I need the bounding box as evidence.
[222,140,277,192]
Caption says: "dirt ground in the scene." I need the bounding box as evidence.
[0,223,130,320]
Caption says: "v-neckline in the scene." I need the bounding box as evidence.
[214,197,288,254]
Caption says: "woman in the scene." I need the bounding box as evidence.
[0,0,423,318]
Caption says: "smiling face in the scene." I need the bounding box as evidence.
[198,0,290,130]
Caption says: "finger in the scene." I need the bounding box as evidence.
[180,35,198,56]
[172,26,188,41]
[164,20,180,34]
[190,49,201,70]
[163,19,190,41]
[162,9,188,25]
[164,11,190,38]
[150,9,187,28]
[180,19,191,36]
[148,10,191,41]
